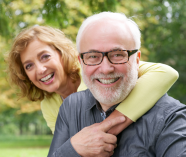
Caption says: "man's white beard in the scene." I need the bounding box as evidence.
[81,62,138,109]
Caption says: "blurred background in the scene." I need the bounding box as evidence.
[0,0,186,156]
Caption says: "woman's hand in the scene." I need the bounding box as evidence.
[103,110,133,135]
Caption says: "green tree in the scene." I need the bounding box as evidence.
[136,0,186,103]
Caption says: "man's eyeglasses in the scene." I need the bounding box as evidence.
[80,49,138,66]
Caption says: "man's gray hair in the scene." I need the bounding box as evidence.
[76,11,141,52]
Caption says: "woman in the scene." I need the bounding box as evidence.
[6,26,178,134]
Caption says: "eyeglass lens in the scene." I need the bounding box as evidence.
[83,50,128,65]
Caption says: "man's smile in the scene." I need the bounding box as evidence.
[97,77,120,84]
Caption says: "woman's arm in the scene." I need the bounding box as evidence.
[40,94,62,134]
[105,61,179,135]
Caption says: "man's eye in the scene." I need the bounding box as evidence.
[114,54,124,57]
[88,55,98,59]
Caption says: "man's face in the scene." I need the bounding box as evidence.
[79,20,141,111]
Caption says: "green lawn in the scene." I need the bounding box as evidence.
[0,135,53,148]
[0,135,53,157]
[0,148,49,157]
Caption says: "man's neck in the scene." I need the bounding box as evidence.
[95,100,120,119]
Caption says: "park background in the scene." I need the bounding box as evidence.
[0,0,186,156]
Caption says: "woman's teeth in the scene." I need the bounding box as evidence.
[40,73,54,82]
[98,78,119,84]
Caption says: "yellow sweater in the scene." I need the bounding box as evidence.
[41,61,178,134]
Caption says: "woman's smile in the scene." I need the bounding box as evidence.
[40,72,54,82]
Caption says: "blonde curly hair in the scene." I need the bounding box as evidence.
[6,26,80,101]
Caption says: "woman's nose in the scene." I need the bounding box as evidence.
[37,65,47,75]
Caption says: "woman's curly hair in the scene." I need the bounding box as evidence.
[5,26,80,101]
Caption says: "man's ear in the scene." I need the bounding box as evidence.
[136,51,141,65]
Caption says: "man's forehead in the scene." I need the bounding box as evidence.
[84,18,128,33]
[79,19,135,52]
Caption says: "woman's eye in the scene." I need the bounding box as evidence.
[41,54,50,60]
[25,64,32,70]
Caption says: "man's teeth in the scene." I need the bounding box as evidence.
[98,78,119,84]
[41,73,54,82]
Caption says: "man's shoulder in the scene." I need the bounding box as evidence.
[66,89,93,102]
[143,94,186,128]
[119,96,186,157]
[61,89,96,111]
[153,94,186,114]
[131,94,186,146]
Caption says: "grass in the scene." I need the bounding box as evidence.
[0,135,53,148]
[0,148,49,157]
[0,135,53,157]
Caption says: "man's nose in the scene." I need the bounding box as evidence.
[98,56,114,74]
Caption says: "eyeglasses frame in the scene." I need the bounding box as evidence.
[80,49,138,66]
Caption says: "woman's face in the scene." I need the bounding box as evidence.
[20,39,67,94]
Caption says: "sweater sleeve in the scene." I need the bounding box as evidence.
[41,93,63,134]
[115,61,179,122]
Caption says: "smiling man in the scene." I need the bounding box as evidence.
[79,18,140,111]
[48,12,186,157]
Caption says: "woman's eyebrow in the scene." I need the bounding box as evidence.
[22,60,31,66]
[37,50,48,57]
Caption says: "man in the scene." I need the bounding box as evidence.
[48,12,186,157]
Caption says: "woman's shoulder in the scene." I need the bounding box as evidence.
[41,93,62,110]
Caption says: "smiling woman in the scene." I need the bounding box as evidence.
[6,25,178,136]
[20,39,68,94]
[6,26,80,101]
